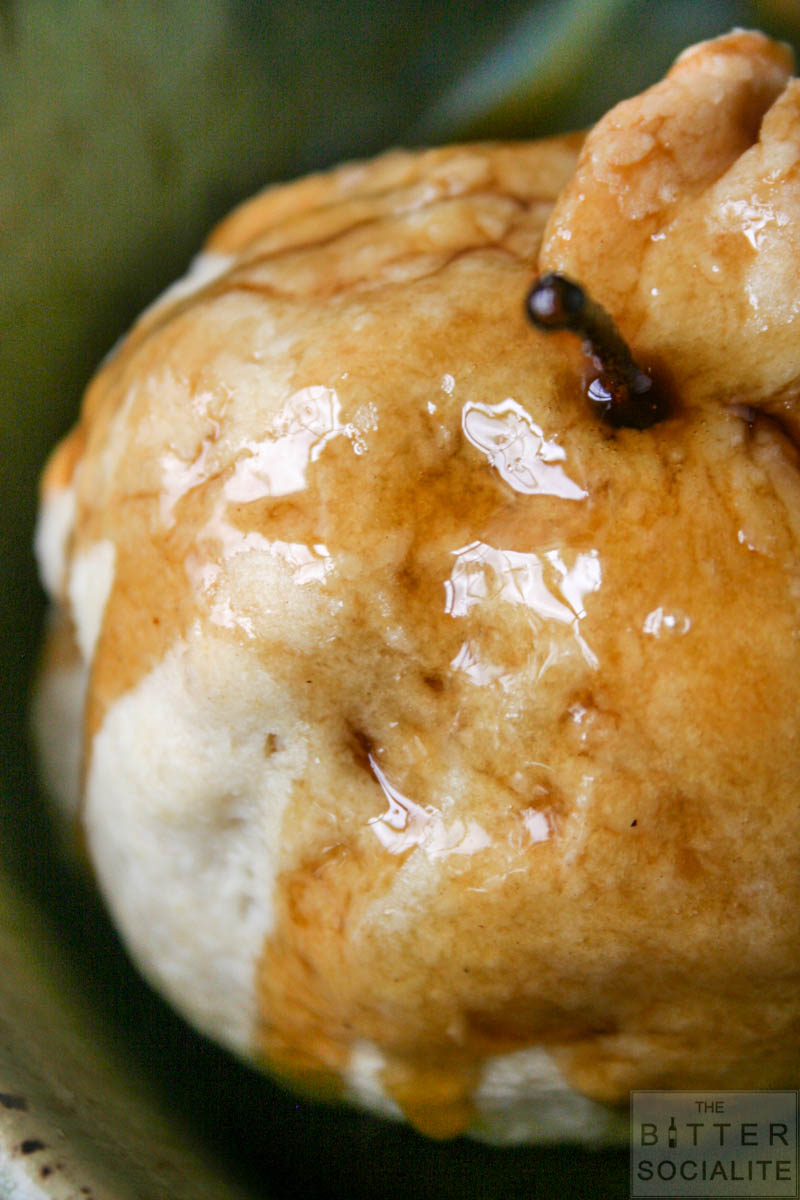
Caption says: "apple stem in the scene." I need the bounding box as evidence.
[525,272,669,430]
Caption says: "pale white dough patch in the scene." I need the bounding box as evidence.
[84,626,304,1053]
[344,1040,626,1143]
[343,1041,404,1122]
[68,540,116,663]
[34,484,76,600]
[471,1046,625,1145]
[32,647,87,821]
[141,251,234,320]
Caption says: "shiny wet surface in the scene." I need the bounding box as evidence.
[38,50,800,1143]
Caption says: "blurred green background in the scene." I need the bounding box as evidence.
[1,2,799,1196]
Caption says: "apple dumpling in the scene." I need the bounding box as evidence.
[34,29,800,1143]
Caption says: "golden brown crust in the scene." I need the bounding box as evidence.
[53,138,584,737]
[206,138,585,256]
[38,35,800,1139]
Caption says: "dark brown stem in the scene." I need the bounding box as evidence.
[525,272,669,430]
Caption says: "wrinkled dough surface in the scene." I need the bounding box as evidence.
[541,29,800,408]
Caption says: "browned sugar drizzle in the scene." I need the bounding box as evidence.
[43,116,800,1139]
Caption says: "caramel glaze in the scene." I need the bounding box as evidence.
[39,41,800,1139]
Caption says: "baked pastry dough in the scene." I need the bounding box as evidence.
[35,30,800,1142]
